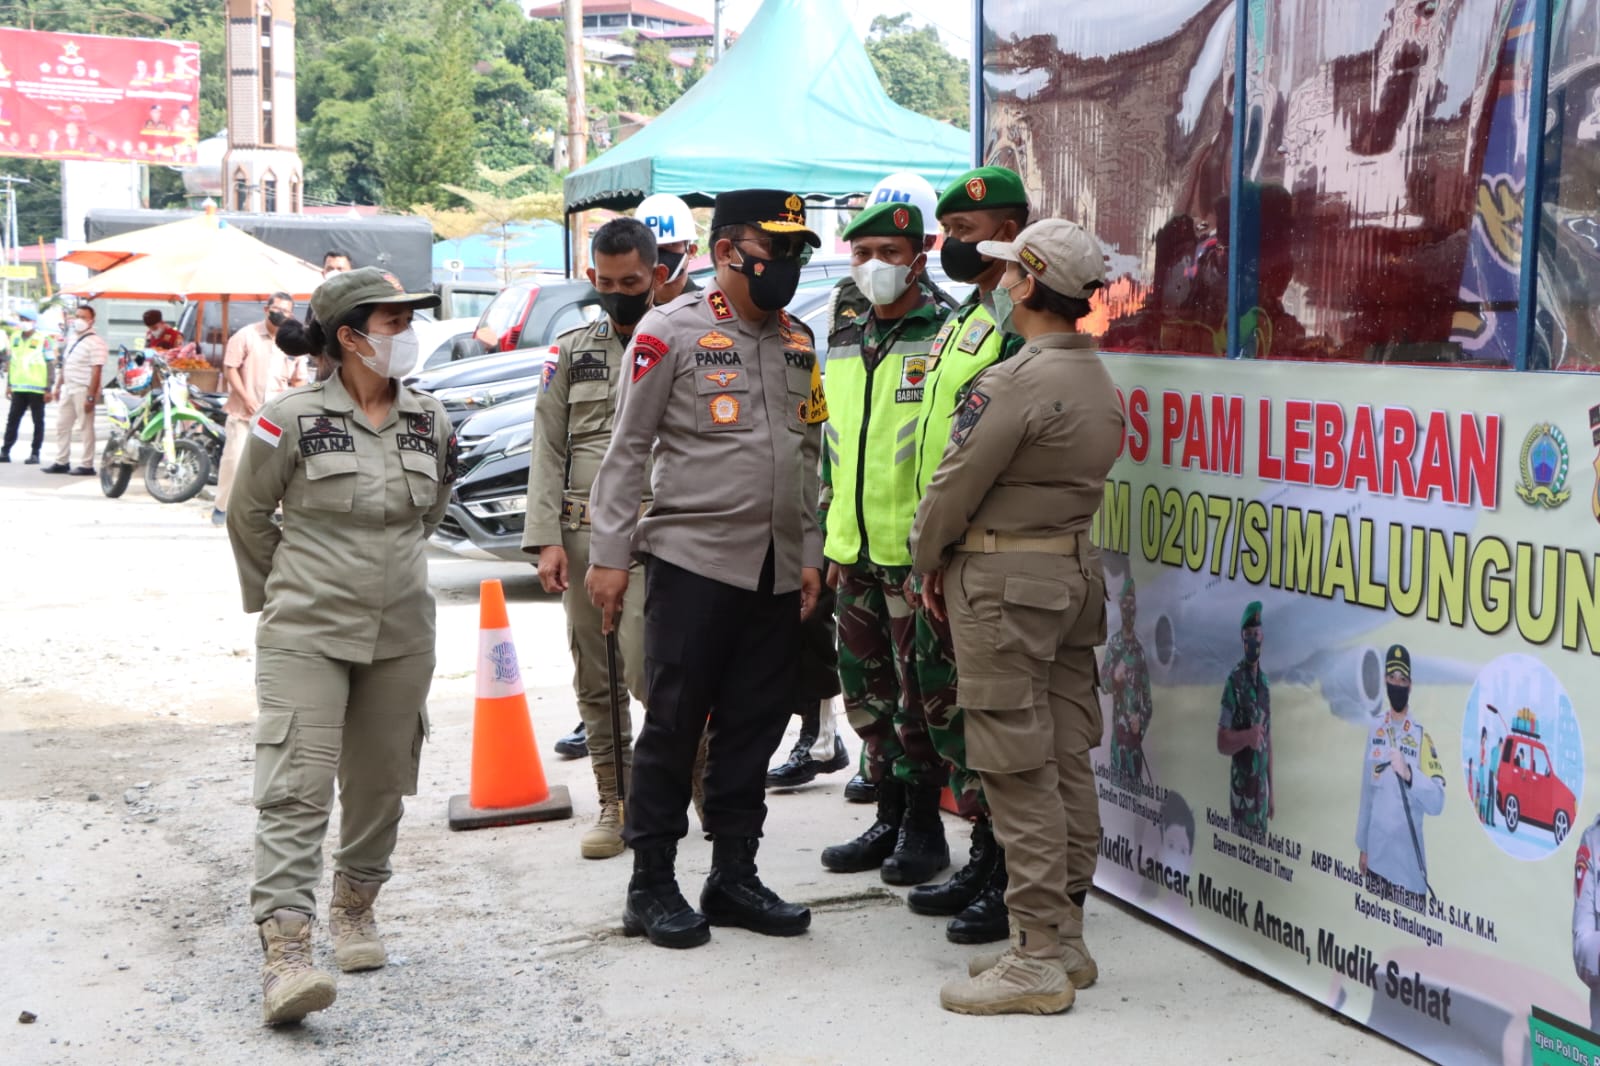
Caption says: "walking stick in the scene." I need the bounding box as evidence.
[606,630,627,802]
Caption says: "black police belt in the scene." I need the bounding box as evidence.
[953,529,1084,556]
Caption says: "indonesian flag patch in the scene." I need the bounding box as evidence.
[253,415,284,448]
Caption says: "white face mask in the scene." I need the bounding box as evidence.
[354,326,419,379]
[850,257,914,307]
[69,319,87,335]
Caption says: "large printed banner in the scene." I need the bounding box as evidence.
[1088,355,1600,1065]
[0,28,199,165]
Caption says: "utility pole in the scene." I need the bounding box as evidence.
[564,0,589,275]
[713,0,725,62]
[0,175,30,317]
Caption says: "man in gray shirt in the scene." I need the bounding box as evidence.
[587,188,824,949]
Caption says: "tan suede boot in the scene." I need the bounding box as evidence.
[328,873,387,972]
[690,730,709,829]
[582,759,627,859]
[941,935,1074,1016]
[968,902,1097,988]
[259,909,337,1025]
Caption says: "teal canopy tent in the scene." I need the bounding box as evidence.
[561,0,972,214]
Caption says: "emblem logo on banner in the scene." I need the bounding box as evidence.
[1514,422,1571,508]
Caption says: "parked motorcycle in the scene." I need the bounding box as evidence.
[100,351,218,503]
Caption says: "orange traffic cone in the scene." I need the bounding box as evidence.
[447,579,573,830]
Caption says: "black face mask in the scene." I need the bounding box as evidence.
[656,248,686,282]
[1387,683,1410,712]
[939,236,992,283]
[736,252,801,311]
[597,288,652,327]
[267,310,288,327]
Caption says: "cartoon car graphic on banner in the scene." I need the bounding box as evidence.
[1498,710,1577,845]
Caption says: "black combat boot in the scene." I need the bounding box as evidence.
[765,704,820,788]
[946,847,1009,943]
[907,820,998,915]
[820,778,904,872]
[553,721,589,759]
[700,836,811,936]
[622,845,711,949]
[880,783,950,886]
[843,772,876,802]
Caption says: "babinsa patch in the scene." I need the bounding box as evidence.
[297,414,355,456]
[896,355,926,404]
[950,389,990,446]
[569,352,609,383]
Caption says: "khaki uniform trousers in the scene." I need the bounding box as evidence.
[946,550,1105,936]
[215,415,252,513]
[562,527,644,764]
[53,383,95,468]
[250,647,433,924]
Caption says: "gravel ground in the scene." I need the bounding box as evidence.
[0,420,1420,1065]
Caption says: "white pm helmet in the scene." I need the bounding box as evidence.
[867,171,939,228]
[635,193,698,248]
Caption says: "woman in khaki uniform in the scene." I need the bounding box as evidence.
[911,219,1123,1017]
[226,268,454,1025]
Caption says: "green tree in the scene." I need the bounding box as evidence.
[865,13,970,130]
[371,0,476,209]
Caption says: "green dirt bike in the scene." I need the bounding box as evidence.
[100,351,217,503]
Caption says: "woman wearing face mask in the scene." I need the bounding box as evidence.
[226,268,455,1026]
[909,217,1122,1015]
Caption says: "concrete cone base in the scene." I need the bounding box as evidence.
[447,785,573,830]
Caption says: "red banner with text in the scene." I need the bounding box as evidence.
[0,28,200,165]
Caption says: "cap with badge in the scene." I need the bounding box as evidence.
[710,189,821,248]
[936,165,1028,218]
[1385,643,1411,680]
[311,266,440,326]
[841,201,924,242]
[978,218,1107,300]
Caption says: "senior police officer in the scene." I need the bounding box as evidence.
[911,218,1122,1015]
[524,218,665,860]
[227,268,454,1024]
[818,201,950,884]
[905,165,1029,944]
[1357,644,1446,900]
[587,188,825,949]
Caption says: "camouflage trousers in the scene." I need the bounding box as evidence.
[1110,738,1144,784]
[837,562,941,788]
[915,607,987,819]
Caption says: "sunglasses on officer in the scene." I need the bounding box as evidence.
[731,234,814,265]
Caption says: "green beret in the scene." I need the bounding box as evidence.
[1240,601,1262,629]
[936,166,1028,218]
[841,201,924,242]
[1386,644,1411,679]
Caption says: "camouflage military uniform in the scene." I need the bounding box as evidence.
[916,610,984,817]
[1218,663,1270,835]
[1103,627,1152,782]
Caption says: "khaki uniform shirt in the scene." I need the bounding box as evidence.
[910,332,1123,573]
[522,316,648,551]
[589,286,823,593]
[226,371,455,664]
[224,322,305,418]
